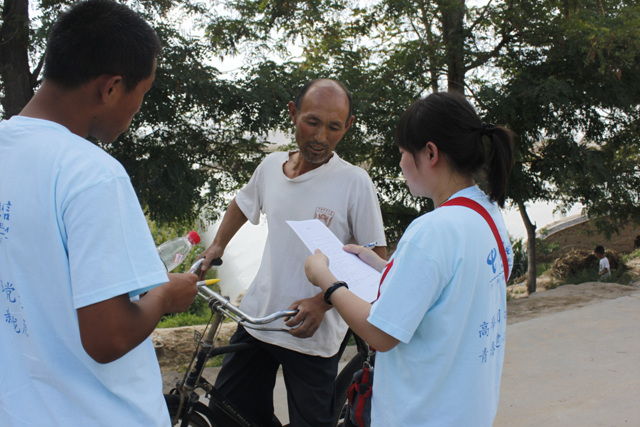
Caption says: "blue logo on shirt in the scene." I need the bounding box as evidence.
[487,248,498,273]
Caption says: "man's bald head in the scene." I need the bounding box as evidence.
[294,79,353,126]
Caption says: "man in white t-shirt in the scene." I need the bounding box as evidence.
[0,1,199,425]
[198,79,387,426]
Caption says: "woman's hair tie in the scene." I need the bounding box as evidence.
[481,122,496,136]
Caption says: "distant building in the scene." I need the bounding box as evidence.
[539,214,639,256]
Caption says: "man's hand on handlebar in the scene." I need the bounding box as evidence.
[195,245,224,280]
[285,293,330,338]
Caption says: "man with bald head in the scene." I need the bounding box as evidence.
[198,79,387,426]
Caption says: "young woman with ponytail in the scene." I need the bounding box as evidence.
[305,91,515,426]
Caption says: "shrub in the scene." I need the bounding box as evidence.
[148,217,222,328]
[536,238,561,263]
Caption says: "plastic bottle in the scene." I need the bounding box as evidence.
[157,231,201,272]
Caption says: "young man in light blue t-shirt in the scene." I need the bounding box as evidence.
[0,1,199,425]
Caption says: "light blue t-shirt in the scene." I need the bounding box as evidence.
[0,116,170,426]
[368,186,513,427]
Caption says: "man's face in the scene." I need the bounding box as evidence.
[91,62,156,143]
[289,82,354,165]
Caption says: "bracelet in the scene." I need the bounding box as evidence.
[324,281,348,305]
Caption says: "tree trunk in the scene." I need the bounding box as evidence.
[517,200,537,294]
[438,0,466,94]
[0,0,33,119]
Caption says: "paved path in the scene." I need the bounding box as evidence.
[494,290,640,426]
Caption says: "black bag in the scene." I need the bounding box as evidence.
[344,359,374,427]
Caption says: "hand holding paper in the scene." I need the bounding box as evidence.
[287,219,382,302]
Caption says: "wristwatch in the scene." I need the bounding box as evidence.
[324,281,348,305]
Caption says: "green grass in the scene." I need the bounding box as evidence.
[156,278,219,328]
[157,311,213,328]
[622,249,640,263]
[560,268,599,285]
[536,262,552,277]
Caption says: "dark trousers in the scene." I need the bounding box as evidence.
[210,325,341,427]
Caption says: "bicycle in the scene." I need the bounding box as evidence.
[164,259,370,427]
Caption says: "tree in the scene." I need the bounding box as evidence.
[0,0,36,118]
[205,0,640,294]
[0,0,268,224]
[204,0,521,242]
[6,0,638,290]
[480,0,640,292]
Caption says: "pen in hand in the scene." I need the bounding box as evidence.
[361,241,377,249]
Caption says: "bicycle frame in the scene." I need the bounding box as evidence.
[166,259,370,427]
[167,259,298,426]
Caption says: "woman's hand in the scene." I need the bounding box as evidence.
[343,244,388,272]
[304,250,335,292]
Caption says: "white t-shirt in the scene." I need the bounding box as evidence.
[0,116,170,426]
[236,151,386,357]
[599,256,611,277]
[368,186,513,427]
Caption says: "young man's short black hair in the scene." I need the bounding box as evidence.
[43,0,162,92]
[594,245,605,254]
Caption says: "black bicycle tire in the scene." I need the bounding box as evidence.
[165,394,215,427]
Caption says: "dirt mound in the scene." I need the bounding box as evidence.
[506,281,638,323]
[550,248,624,279]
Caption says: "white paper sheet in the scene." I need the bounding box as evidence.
[286,219,382,302]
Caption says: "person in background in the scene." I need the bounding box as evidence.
[0,1,198,425]
[197,79,387,426]
[305,91,514,426]
[595,245,611,281]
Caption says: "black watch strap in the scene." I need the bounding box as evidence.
[324,281,348,305]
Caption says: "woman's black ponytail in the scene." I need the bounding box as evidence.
[396,92,514,207]
[483,125,514,207]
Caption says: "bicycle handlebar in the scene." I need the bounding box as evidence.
[188,259,298,331]
[188,258,219,274]
[197,284,298,324]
